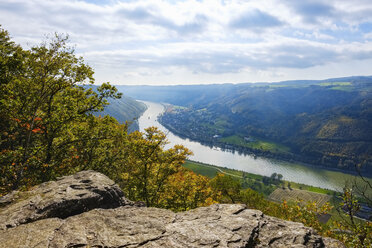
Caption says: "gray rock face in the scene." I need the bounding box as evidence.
[0,170,132,230]
[0,171,344,248]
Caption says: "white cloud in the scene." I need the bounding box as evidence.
[0,0,371,85]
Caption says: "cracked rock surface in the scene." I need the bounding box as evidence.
[0,171,344,247]
[0,170,133,230]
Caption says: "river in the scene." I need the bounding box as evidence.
[138,101,372,191]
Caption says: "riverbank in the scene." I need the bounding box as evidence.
[160,117,372,178]
[138,101,372,191]
[184,160,337,195]
[184,160,371,222]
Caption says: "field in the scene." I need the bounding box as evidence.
[183,160,247,179]
[183,160,221,178]
[183,160,336,195]
[219,135,291,153]
[317,82,351,86]
[317,82,354,91]
[183,160,357,224]
[183,160,262,179]
[268,188,332,207]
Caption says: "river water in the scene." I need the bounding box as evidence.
[138,101,372,191]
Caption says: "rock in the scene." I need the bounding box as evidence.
[0,170,133,230]
[0,171,345,247]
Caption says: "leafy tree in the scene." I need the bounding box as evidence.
[0,29,121,193]
[0,28,210,215]
[119,127,192,207]
[331,187,371,247]
[240,188,267,209]
[209,173,241,203]
[161,168,215,211]
[0,26,25,148]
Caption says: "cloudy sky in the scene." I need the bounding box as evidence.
[1,0,372,85]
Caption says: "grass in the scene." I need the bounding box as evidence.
[183,160,262,180]
[183,160,245,179]
[316,82,354,91]
[183,160,370,226]
[289,181,336,195]
[183,160,220,178]
[219,135,291,153]
[183,160,336,195]
[317,82,351,86]
[329,86,354,91]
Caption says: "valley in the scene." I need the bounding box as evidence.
[137,101,372,192]
[119,76,372,175]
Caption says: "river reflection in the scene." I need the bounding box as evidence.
[138,101,371,191]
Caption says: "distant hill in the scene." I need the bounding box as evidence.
[116,76,372,174]
[115,84,237,107]
[101,95,147,132]
[86,85,147,132]
[116,76,372,106]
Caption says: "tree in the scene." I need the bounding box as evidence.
[161,168,215,211]
[0,28,208,215]
[119,127,192,207]
[0,29,121,193]
[209,173,241,203]
[332,185,371,247]
[0,26,25,146]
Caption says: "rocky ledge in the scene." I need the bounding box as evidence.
[0,170,344,248]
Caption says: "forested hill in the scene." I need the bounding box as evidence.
[117,76,372,174]
[101,96,146,132]
[116,84,236,107]
[86,85,147,132]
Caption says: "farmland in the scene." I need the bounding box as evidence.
[183,160,336,195]
[268,188,332,206]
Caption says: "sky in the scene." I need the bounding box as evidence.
[1,0,372,85]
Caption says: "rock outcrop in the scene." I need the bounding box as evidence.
[0,170,133,230]
[0,171,344,248]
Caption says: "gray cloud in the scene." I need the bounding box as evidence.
[86,42,350,76]
[229,9,284,31]
[1,0,372,84]
[286,0,335,24]
[116,6,207,34]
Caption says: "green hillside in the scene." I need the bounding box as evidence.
[123,77,372,174]
[100,95,147,132]
[87,85,147,132]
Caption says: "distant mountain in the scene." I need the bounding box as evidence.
[117,76,372,174]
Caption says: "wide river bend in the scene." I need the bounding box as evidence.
[138,101,372,191]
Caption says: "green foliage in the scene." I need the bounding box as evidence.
[2,27,371,247]
[220,135,290,153]
[209,173,241,203]
[118,127,192,207]
[0,28,215,214]
[161,168,215,211]
[84,84,147,131]
[186,160,371,247]
[331,188,372,247]
[0,29,121,192]
[151,78,372,174]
